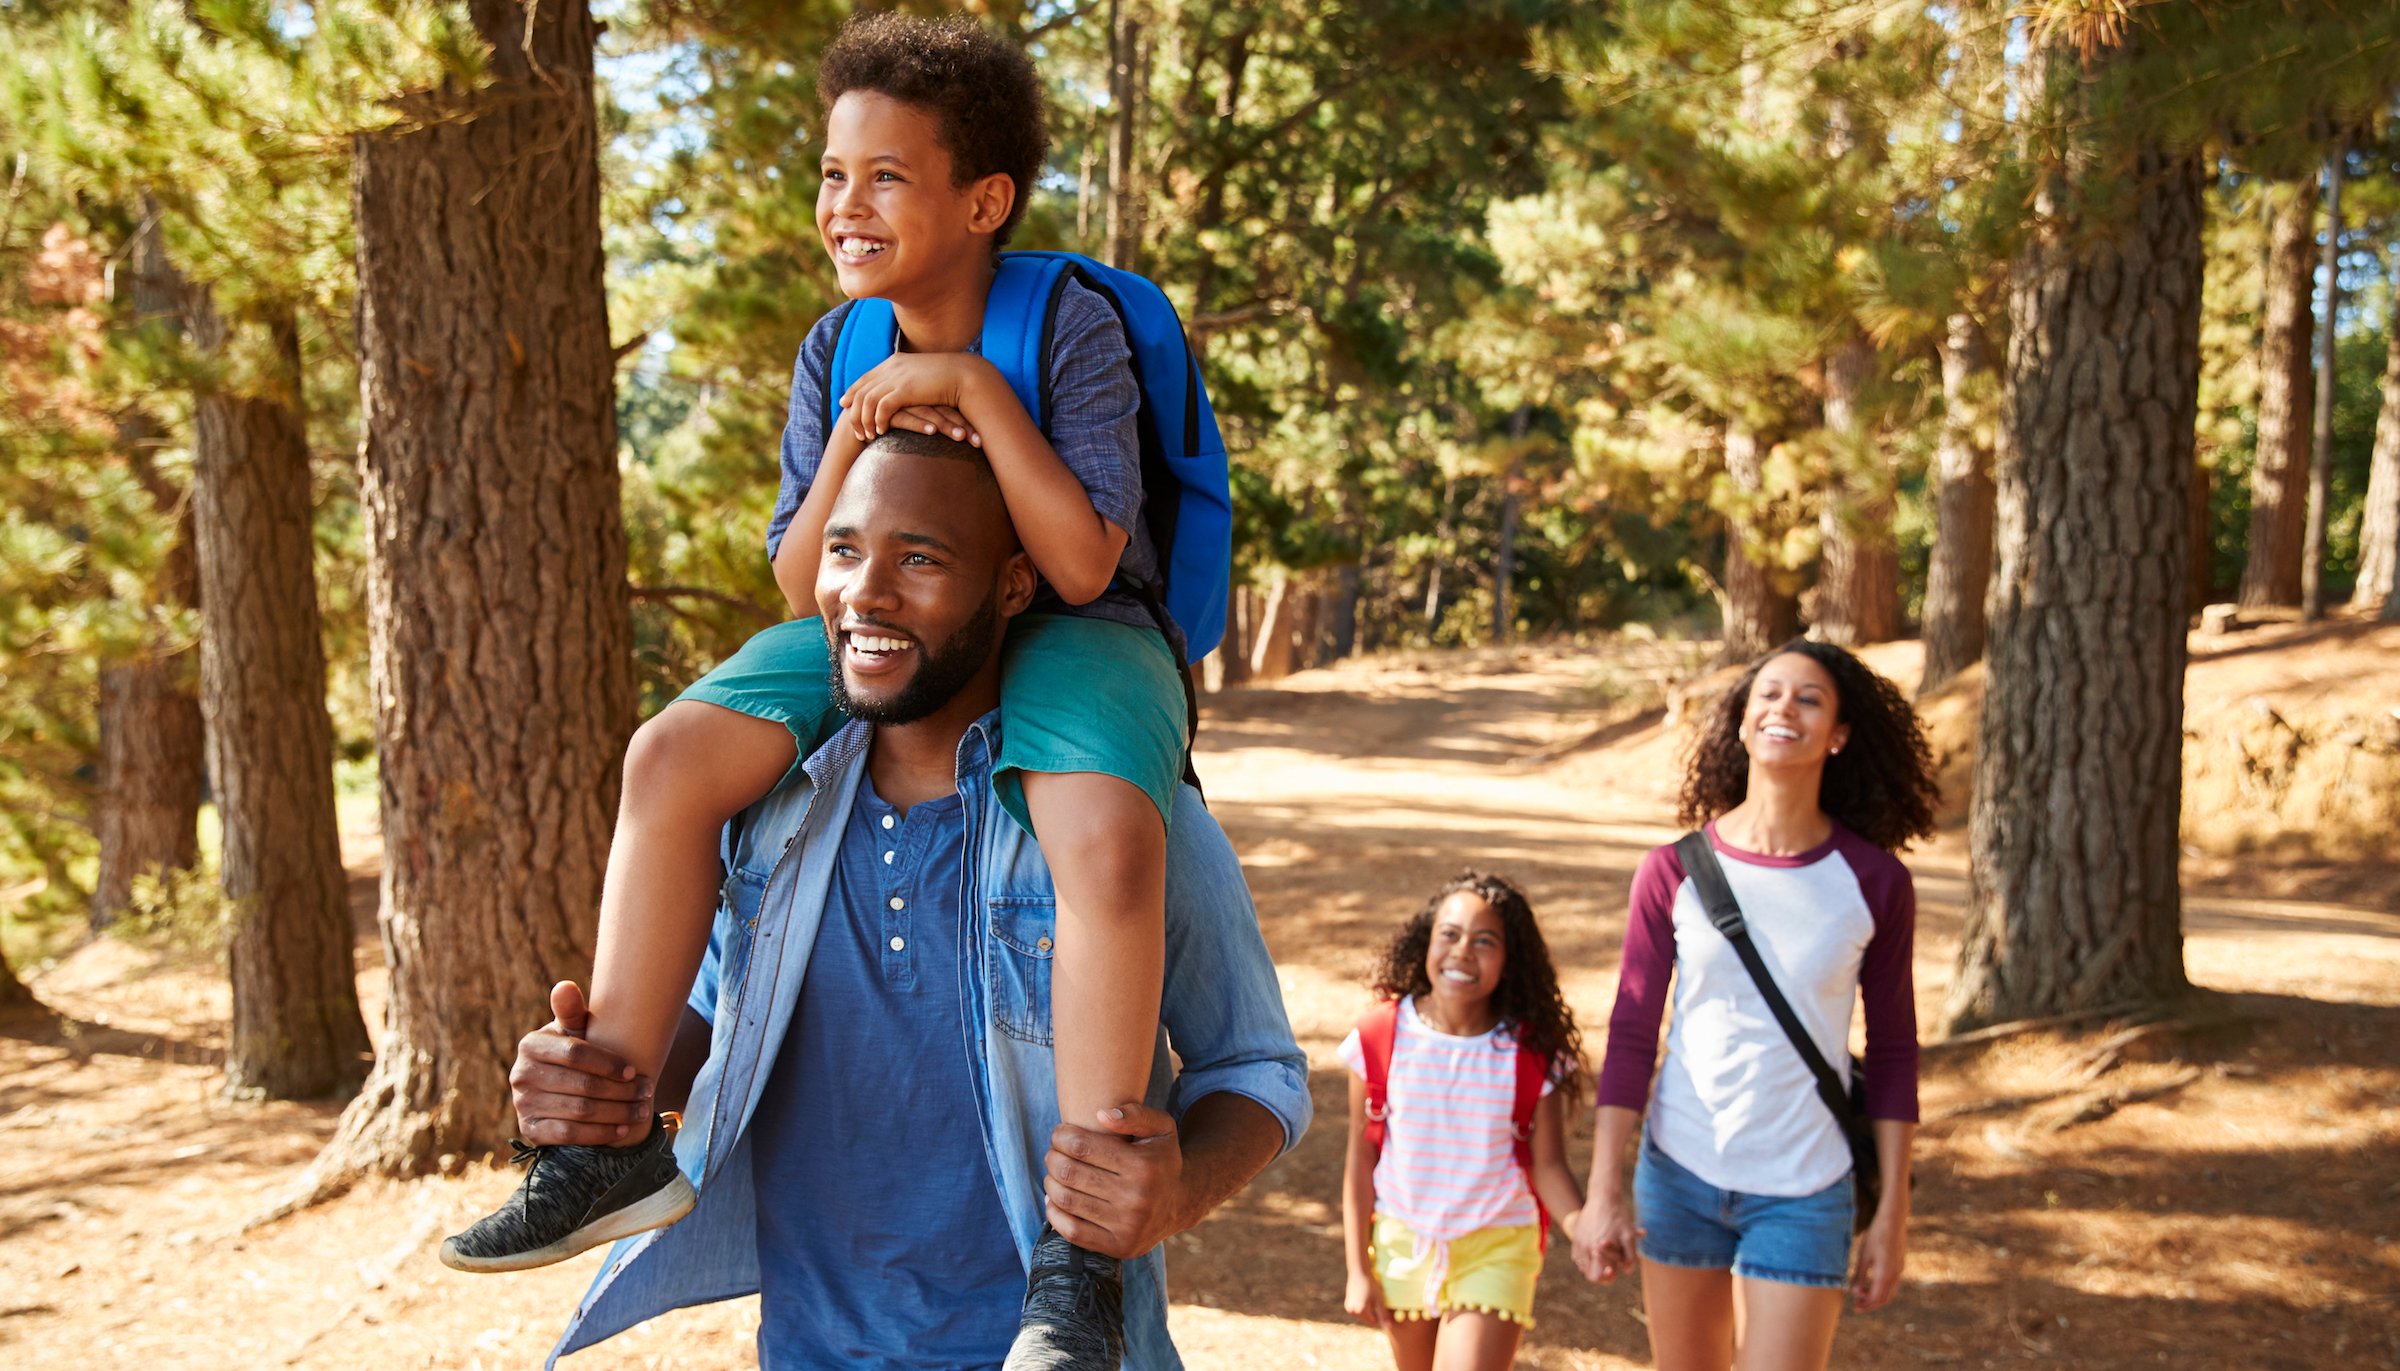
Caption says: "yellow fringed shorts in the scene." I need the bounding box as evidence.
[1371,1213,1543,1328]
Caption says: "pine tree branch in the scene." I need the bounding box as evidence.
[628,583,778,625]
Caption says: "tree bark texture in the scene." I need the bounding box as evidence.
[1718,423,1799,664]
[1942,133,2202,1032]
[2350,305,2400,615]
[2301,153,2342,621]
[1920,315,1996,693]
[317,0,632,1181]
[2188,445,2216,613]
[92,218,204,930]
[190,307,371,1100]
[1813,332,1902,645]
[2238,178,2317,609]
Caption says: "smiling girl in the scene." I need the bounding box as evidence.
[1339,872,1587,1371]
[1571,640,1939,1371]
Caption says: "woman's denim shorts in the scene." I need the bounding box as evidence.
[1634,1132,1855,1289]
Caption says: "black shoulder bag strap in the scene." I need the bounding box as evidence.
[1674,830,1881,1229]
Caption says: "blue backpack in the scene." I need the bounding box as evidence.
[817,250,1232,664]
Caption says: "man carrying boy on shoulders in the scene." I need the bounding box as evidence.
[516,432,1310,1370]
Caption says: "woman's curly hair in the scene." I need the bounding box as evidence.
[1369,870,1587,1107]
[818,13,1048,246]
[1677,639,1939,852]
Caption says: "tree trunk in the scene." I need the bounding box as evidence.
[1214,583,1253,688]
[312,0,632,1183]
[1290,581,1321,671]
[1718,422,1798,665]
[1814,331,1902,645]
[92,217,204,930]
[2238,177,2317,609]
[188,303,370,1100]
[1104,0,1148,273]
[2350,300,2400,615]
[1423,473,1454,634]
[2301,152,2343,621]
[1250,572,1293,681]
[1491,406,1529,644]
[1920,315,1996,693]
[0,942,31,1010]
[1943,98,2202,1030]
[1327,561,1361,662]
[2188,446,2217,613]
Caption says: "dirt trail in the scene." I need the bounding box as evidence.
[4,642,2396,1370]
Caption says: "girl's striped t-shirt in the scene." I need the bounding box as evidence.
[1337,996,1553,1241]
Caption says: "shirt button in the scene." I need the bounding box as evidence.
[1036,936,1054,952]
[888,896,904,911]
[880,814,894,830]
[883,851,895,865]
[889,936,906,952]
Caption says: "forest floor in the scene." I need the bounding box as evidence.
[4,619,2397,1370]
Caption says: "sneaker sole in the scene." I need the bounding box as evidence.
[438,1173,698,1274]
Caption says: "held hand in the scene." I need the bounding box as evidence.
[839,353,991,443]
[1570,1194,1642,1284]
[509,981,653,1146]
[1042,1103,1183,1260]
[1343,1267,1392,1331]
[1851,1206,1907,1312]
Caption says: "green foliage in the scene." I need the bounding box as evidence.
[3,0,2400,897]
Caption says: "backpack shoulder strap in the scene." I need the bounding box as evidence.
[1356,999,1401,1153]
[1508,1033,1552,1249]
[1673,830,1859,1129]
[1509,1040,1543,1169]
[821,298,893,436]
[981,251,1077,432]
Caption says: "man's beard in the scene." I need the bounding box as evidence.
[828,592,1003,727]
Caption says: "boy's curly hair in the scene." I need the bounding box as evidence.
[1677,639,1939,853]
[1369,871,1586,1107]
[818,12,1048,247]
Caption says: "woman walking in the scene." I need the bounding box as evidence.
[1572,641,1938,1371]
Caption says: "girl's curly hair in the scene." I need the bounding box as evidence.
[818,13,1048,247]
[1677,639,1939,852]
[1369,870,1586,1107]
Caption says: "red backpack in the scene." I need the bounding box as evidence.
[1356,999,1552,1248]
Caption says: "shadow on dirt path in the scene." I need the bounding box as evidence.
[2,643,2394,1370]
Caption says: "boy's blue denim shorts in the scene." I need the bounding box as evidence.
[1634,1132,1855,1289]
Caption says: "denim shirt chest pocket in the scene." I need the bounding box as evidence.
[986,896,1056,1045]
[716,865,771,993]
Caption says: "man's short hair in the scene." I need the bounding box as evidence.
[864,428,998,491]
[818,14,1048,247]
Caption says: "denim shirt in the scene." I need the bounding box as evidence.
[547,714,1312,1369]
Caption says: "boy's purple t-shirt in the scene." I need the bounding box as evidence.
[765,280,1160,634]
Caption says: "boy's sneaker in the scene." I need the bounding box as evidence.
[1002,1223,1125,1371]
[438,1113,696,1273]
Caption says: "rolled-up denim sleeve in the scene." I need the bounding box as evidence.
[1158,786,1312,1155]
[765,313,844,562]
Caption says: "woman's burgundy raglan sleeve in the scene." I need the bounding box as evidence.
[1849,840,1921,1122]
[1596,844,1684,1112]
